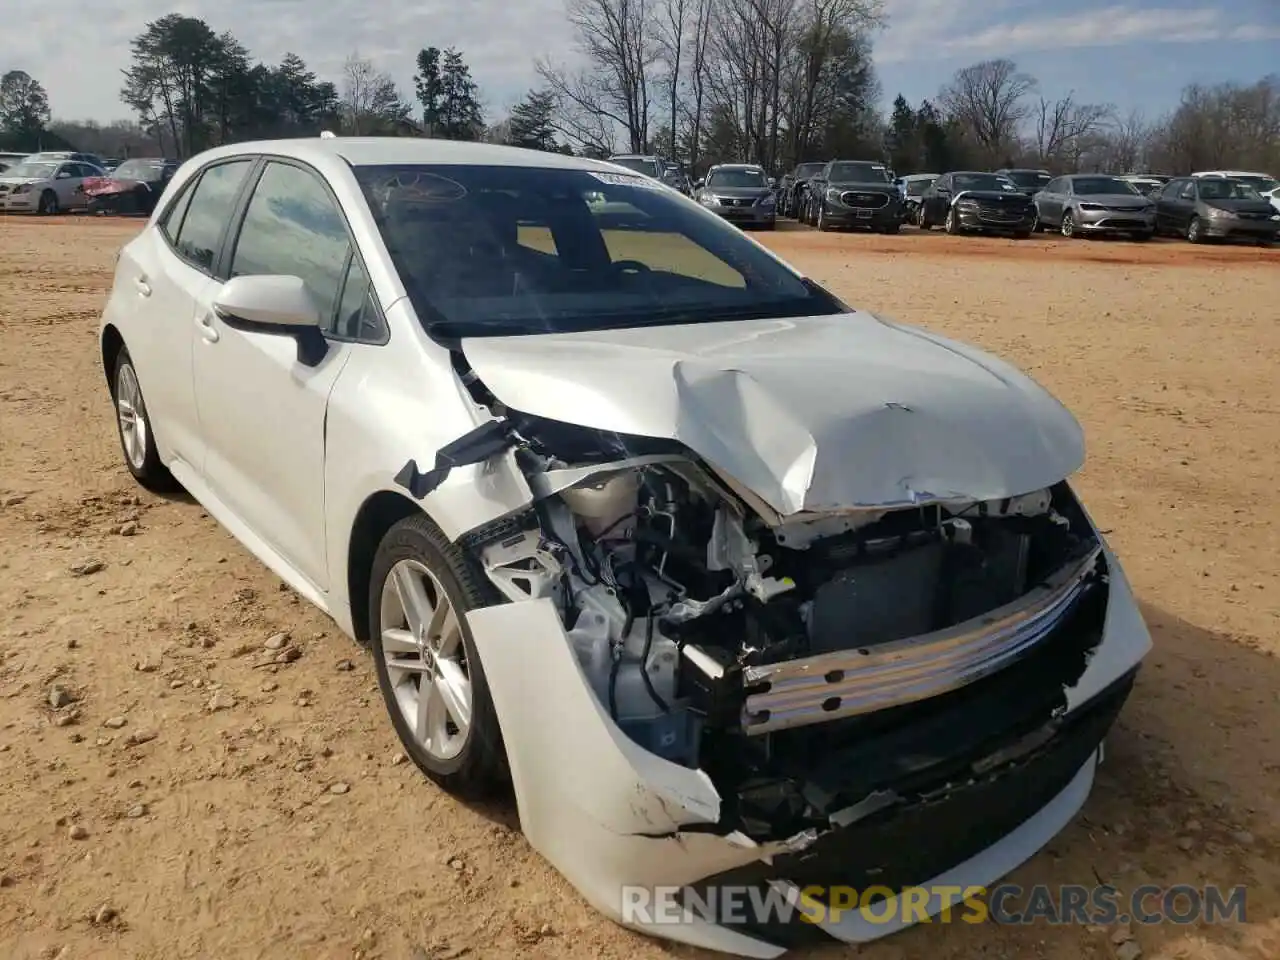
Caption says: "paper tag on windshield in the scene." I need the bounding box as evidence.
[588,171,659,188]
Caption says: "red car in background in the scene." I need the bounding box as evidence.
[82,158,180,215]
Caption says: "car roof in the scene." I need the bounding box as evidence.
[711,163,763,171]
[900,173,938,180]
[189,137,625,173]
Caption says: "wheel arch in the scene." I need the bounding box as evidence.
[345,489,428,646]
[101,324,125,394]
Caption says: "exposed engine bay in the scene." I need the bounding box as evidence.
[452,411,1109,843]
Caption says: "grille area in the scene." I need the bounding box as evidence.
[840,191,889,208]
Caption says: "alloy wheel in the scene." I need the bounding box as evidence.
[114,362,149,472]
[378,559,472,763]
[1061,213,1075,238]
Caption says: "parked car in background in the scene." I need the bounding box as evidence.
[694,163,776,228]
[607,154,667,182]
[1033,175,1155,240]
[0,157,105,213]
[1118,176,1167,197]
[97,135,1150,956]
[995,167,1052,195]
[83,158,180,215]
[0,150,29,173]
[803,159,902,232]
[778,161,826,218]
[1154,176,1279,244]
[898,173,939,224]
[23,150,108,170]
[1191,170,1277,195]
[101,158,123,171]
[918,171,1034,236]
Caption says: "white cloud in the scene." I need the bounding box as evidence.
[0,0,576,121]
[876,2,1280,63]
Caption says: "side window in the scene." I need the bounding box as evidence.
[160,180,196,245]
[1159,181,1183,200]
[333,257,386,342]
[229,161,351,323]
[173,160,254,270]
[1179,181,1197,200]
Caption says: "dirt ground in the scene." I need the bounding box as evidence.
[1,215,1278,960]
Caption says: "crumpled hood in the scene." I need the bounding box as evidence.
[462,312,1085,515]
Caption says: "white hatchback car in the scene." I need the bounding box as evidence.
[0,157,103,213]
[99,137,1151,956]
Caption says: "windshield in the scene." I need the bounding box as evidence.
[1073,177,1139,196]
[354,164,841,338]
[954,173,1018,192]
[828,162,888,182]
[904,177,936,196]
[4,162,58,179]
[1198,178,1262,201]
[610,157,660,178]
[1229,175,1278,193]
[1003,170,1051,189]
[112,160,167,180]
[706,168,767,189]
[793,163,825,179]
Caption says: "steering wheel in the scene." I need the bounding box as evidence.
[611,259,652,276]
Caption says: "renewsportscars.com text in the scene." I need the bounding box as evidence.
[621,883,1247,927]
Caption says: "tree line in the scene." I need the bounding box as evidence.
[1,5,1276,178]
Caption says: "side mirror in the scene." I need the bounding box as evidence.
[57,171,72,179]
[212,275,328,366]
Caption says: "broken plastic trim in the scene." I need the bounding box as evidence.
[740,543,1105,735]
[394,419,513,499]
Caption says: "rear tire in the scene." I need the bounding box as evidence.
[112,348,178,492]
[368,513,508,799]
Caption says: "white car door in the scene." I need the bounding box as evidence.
[190,158,357,592]
[51,162,82,207]
[112,158,258,473]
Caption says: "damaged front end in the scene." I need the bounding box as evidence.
[441,368,1149,955]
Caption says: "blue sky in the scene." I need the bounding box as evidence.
[876,0,1280,117]
[2,0,1277,124]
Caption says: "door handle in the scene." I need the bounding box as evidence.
[133,276,151,297]
[196,312,220,343]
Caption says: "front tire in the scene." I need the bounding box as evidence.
[944,207,962,234]
[1187,216,1204,243]
[1061,212,1078,238]
[38,190,59,215]
[369,514,507,799]
[112,348,177,491]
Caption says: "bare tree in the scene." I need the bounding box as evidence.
[939,58,1036,163]
[540,0,658,153]
[340,53,410,135]
[681,0,715,168]
[1100,108,1151,173]
[654,0,688,159]
[1033,91,1112,168]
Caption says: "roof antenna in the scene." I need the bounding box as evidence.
[320,130,337,139]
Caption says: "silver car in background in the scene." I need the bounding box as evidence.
[1033,174,1156,240]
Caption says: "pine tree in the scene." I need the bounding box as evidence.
[507,89,557,152]
[437,48,483,141]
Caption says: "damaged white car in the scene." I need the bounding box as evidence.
[99,137,1151,957]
